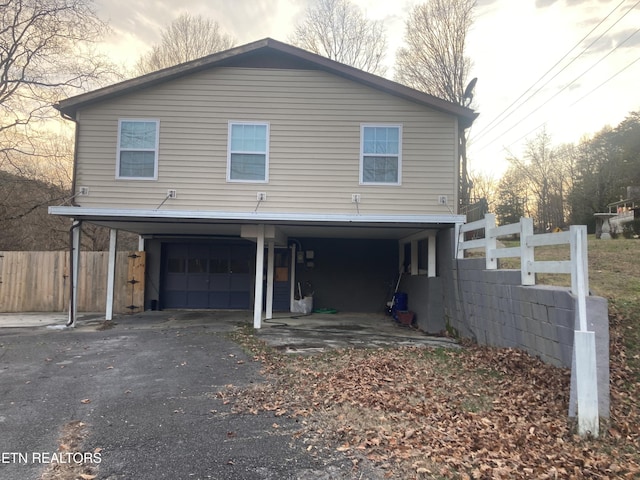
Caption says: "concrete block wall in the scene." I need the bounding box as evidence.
[400,276,444,334]
[451,258,602,368]
[439,229,609,417]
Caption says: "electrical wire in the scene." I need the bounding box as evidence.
[496,51,640,152]
[471,0,637,144]
[474,24,640,154]
[568,52,640,107]
[155,192,172,210]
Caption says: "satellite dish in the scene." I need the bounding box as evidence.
[463,77,477,106]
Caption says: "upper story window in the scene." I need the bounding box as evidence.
[360,124,402,185]
[227,122,269,182]
[116,119,159,180]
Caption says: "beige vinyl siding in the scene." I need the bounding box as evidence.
[74,68,458,215]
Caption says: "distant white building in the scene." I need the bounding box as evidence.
[607,186,640,234]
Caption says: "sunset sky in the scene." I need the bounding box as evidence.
[93,0,640,177]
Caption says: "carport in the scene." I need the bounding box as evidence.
[48,206,464,329]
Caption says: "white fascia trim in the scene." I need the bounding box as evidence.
[48,206,465,225]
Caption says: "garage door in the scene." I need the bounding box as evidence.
[161,243,253,309]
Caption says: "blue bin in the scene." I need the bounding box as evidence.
[392,292,408,320]
[394,292,408,310]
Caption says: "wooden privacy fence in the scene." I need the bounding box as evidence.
[0,251,145,314]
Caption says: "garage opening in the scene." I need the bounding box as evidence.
[161,242,254,309]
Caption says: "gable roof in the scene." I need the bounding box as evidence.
[55,38,478,128]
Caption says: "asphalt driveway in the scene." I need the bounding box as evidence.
[0,313,385,480]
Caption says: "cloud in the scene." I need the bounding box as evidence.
[97,0,174,45]
[582,27,640,53]
[536,0,596,6]
[96,0,306,48]
[535,0,558,7]
[93,0,309,70]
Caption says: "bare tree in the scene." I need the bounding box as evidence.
[0,0,119,249]
[1,0,114,171]
[507,129,568,231]
[495,167,529,226]
[469,170,498,210]
[395,0,474,103]
[290,0,387,75]
[394,0,476,210]
[135,13,236,75]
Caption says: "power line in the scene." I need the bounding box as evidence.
[471,0,634,143]
[473,24,640,153]
[570,53,640,106]
[482,52,640,157]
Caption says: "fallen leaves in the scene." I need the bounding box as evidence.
[40,421,100,480]
[226,328,640,479]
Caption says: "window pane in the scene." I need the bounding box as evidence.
[188,258,207,274]
[167,258,185,273]
[230,258,251,274]
[363,156,398,183]
[230,153,266,181]
[363,127,399,155]
[231,125,244,150]
[120,121,157,149]
[231,124,267,152]
[209,258,228,274]
[119,151,155,177]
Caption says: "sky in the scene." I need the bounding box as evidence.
[94,0,640,179]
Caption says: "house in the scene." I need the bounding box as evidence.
[49,38,478,329]
[605,186,640,235]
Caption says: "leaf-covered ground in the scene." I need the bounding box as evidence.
[225,314,640,479]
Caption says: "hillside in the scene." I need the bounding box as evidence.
[0,170,70,250]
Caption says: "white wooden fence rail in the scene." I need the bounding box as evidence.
[456,214,599,437]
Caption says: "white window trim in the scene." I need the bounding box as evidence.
[227,121,270,183]
[116,118,160,180]
[359,124,402,186]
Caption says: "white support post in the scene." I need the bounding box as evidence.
[485,213,497,270]
[69,222,81,327]
[428,233,436,278]
[138,235,145,252]
[571,226,589,330]
[290,243,296,312]
[253,225,265,329]
[455,222,464,259]
[520,217,535,285]
[574,330,600,437]
[570,225,589,298]
[106,229,118,321]
[571,225,599,437]
[266,240,275,320]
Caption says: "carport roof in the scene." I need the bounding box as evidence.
[48,206,465,239]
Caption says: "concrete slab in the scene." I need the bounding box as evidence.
[258,312,460,354]
[0,312,103,328]
[0,310,460,354]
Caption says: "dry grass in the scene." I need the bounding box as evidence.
[496,236,640,300]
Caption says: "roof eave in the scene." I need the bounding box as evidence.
[54,37,477,126]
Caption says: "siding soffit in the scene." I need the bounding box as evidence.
[54,38,478,129]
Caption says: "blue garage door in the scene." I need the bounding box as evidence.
[162,243,253,309]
